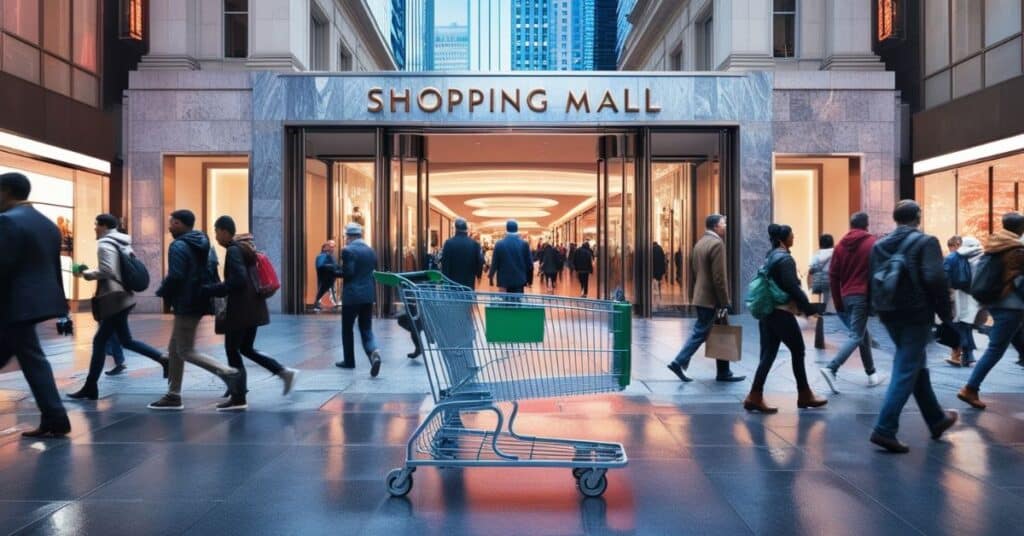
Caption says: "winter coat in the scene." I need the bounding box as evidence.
[573,244,594,273]
[985,229,1024,310]
[765,247,816,316]
[829,228,877,311]
[808,248,833,292]
[441,231,484,289]
[870,225,952,326]
[652,243,667,281]
[540,245,560,275]
[156,230,219,316]
[83,230,137,315]
[316,252,340,285]
[952,237,984,324]
[340,239,377,305]
[0,203,68,325]
[490,233,534,289]
[691,231,730,309]
[206,234,269,332]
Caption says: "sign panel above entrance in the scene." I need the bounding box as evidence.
[252,72,773,125]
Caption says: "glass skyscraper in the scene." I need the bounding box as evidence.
[435,24,470,71]
[391,0,407,70]
[512,0,551,70]
[615,0,637,65]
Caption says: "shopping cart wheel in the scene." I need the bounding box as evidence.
[576,469,608,498]
[572,468,587,480]
[386,468,414,497]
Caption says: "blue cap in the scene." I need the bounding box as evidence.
[345,222,363,236]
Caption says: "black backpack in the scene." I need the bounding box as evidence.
[101,238,150,292]
[969,253,1006,304]
[947,254,972,291]
[871,232,924,313]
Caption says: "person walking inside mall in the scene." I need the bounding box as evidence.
[945,236,985,368]
[819,212,884,394]
[204,216,298,411]
[149,209,243,410]
[441,218,484,289]
[67,213,170,400]
[667,214,745,383]
[573,241,595,297]
[540,242,560,292]
[868,200,958,453]
[489,220,533,293]
[958,213,1024,410]
[313,240,341,312]
[335,223,382,377]
[0,172,72,438]
[743,224,826,413]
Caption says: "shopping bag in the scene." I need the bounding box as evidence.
[705,312,742,362]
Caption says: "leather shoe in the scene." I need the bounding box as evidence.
[22,417,71,439]
[715,374,746,382]
[742,391,778,414]
[335,361,355,369]
[930,410,959,440]
[957,386,986,409]
[67,384,98,401]
[667,363,692,382]
[796,389,828,409]
[870,432,909,453]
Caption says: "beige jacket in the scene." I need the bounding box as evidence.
[83,230,136,312]
[691,231,729,309]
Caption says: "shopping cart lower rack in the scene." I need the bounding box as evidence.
[374,271,632,498]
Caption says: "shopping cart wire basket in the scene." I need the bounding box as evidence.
[374,270,632,498]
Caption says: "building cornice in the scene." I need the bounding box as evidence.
[342,0,398,71]
[618,0,684,70]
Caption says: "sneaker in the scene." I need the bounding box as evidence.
[820,367,839,394]
[866,372,887,387]
[105,364,127,376]
[148,394,183,411]
[369,350,382,378]
[279,368,298,396]
[216,396,247,412]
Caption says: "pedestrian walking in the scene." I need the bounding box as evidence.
[68,213,169,400]
[573,241,595,297]
[440,218,484,289]
[819,212,884,393]
[313,240,341,312]
[667,214,745,383]
[540,243,560,291]
[943,235,964,363]
[489,220,533,294]
[945,236,984,367]
[808,234,834,313]
[743,224,826,413]
[0,172,72,438]
[103,335,128,375]
[958,213,1024,410]
[334,223,382,377]
[204,216,297,411]
[652,241,667,296]
[149,209,243,411]
[868,200,958,453]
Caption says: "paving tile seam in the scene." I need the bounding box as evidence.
[5,501,74,536]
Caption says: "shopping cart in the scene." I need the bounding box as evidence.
[374,270,632,498]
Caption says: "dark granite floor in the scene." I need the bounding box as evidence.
[0,313,1022,535]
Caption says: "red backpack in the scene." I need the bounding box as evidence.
[252,251,280,299]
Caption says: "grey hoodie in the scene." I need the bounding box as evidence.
[84,230,136,311]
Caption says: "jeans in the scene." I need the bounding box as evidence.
[107,335,124,366]
[0,323,67,421]
[954,321,976,362]
[314,279,337,306]
[341,303,378,366]
[670,306,733,376]
[87,306,164,385]
[577,273,590,296]
[827,295,875,375]
[225,326,283,393]
[167,315,237,395]
[873,322,945,439]
[967,308,1024,390]
[751,309,810,392]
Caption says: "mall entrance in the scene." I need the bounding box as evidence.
[285,127,737,317]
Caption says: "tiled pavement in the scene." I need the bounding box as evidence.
[0,313,1023,535]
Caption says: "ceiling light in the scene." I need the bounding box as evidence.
[464,197,559,208]
[0,130,111,174]
[914,133,1024,175]
[472,208,551,218]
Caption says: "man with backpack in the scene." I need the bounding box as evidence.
[67,213,169,400]
[958,213,1024,410]
[149,210,243,410]
[945,236,983,367]
[868,200,958,453]
[820,212,883,393]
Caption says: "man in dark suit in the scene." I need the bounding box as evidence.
[0,172,71,438]
[488,220,533,293]
[335,223,382,377]
[441,218,484,289]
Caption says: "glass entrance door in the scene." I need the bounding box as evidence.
[597,134,638,302]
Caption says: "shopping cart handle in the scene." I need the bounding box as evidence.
[373,270,444,287]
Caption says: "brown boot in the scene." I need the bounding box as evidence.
[797,388,828,409]
[957,386,987,409]
[945,348,962,367]
[742,391,779,414]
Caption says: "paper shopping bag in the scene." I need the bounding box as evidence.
[705,317,742,362]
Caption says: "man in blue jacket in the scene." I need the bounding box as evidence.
[0,172,71,438]
[335,223,382,377]
[489,220,533,293]
[441,218,484,289]
[149,209,242,411]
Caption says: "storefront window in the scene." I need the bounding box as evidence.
[916,170,957,248]
[956,161,989,238]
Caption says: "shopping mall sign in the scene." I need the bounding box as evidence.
[367,86,662,115]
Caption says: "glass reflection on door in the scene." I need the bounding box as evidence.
[652,162,692,312]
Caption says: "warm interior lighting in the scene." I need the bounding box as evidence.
[428,169,596,196]
[0,131,110,175]
[472,208,551,218]
[913,133,1024,175]
[464,197,559,208]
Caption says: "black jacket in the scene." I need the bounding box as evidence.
[540,245,560,274]
[870,225,952,325]
[573,245,594,273]
[315,252,340,284]
[441,232,484,289]
[206,236,269,332]
[766,248,816,316]
[490,233,534,288]
[0,203,68,325]
[652,243,667,280]
[156,230,219,316]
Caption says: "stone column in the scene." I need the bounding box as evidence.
[718,0,775,70]
[246,0,306,70]
[138,0,199,70]
[822,0,885,71]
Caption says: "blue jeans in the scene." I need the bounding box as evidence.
[827,295,875,375]
[87,306,165,385]
[671,306,732,375]
[107,335,124,366]
[873,322,945,439]
[341,303,378,366]
[967,308,1024,390]
[954,321,976,362]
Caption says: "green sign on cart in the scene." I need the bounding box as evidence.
[485,306,545,343]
